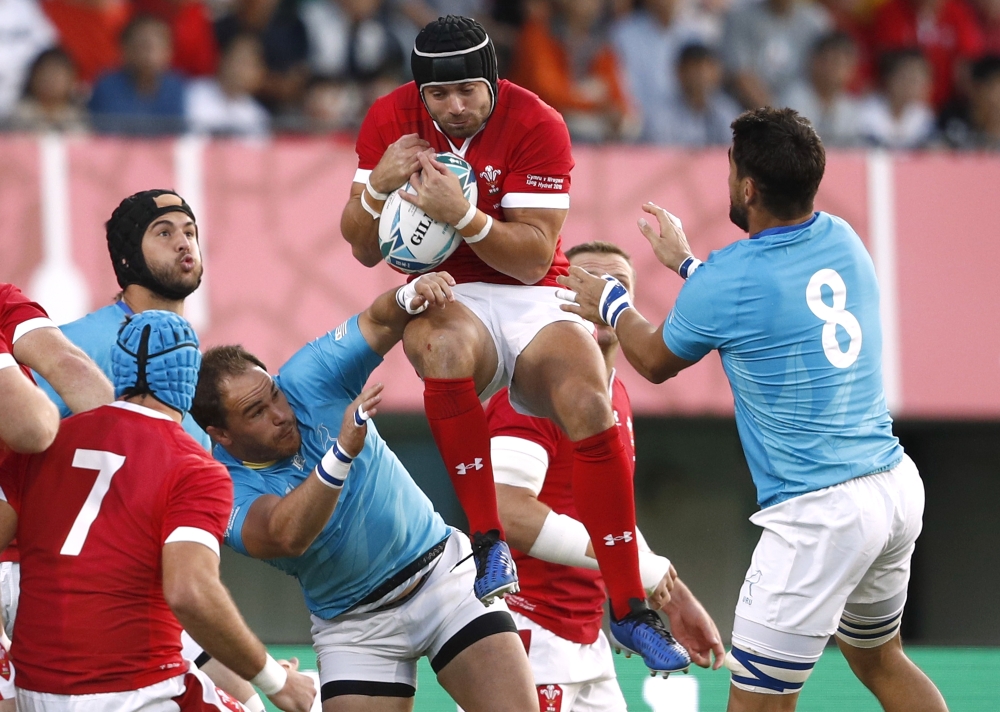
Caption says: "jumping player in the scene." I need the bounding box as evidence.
[0,310,315,712]
[340,14,684,674]
[558,108,947,712]
[32,189,259,708]
[189,273,538,712]
[488,242,725,710]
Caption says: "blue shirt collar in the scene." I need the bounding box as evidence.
[116,299,135,317]
[750,212,820,240]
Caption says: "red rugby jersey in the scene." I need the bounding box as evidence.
[0,403,232,694]
[355,79,574,287]
[485,376,635,644]
[0,282,55,563]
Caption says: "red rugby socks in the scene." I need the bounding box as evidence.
[572,425,645,620]
[424,377,504,538]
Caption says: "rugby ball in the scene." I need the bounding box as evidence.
[378,153,478,274]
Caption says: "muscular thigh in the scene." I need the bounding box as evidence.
[402,300,498,390]
[436,632,537,712]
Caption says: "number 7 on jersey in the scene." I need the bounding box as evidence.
[60,449,126,556]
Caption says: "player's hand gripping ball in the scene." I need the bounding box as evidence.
[378,153,478,274]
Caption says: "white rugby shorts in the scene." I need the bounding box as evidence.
[450,283,593,415]
[733,454,924,658]
[0,561,18,639]
[16,662,245,712]
[311,531,516,701]
[511,611,626,712]
[0,645,13,701]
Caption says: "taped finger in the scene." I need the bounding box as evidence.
[554,288,578,304]
[354,404,371,427]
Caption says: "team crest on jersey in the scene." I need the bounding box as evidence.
[537,684,563,712]
[292,454,306,471]
[480,165,502,195]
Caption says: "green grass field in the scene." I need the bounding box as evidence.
[265,645,1000,711]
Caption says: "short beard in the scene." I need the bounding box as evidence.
[146,261,203,301]
[729,201,749,232]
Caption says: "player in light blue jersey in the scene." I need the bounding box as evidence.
[189,273,537,712]
[33,189,260,709]
[558,108,946,712]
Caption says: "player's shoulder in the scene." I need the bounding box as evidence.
[0,283,19,306]
[368,82,423,123]
[495,80,565,129]
[60,303,123,341]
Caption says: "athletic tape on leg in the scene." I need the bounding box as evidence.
[724,643,816,695]
[836,608,903,649]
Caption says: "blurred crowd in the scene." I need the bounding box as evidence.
[0,0,998,148]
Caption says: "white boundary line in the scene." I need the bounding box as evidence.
[174,135,209,331]
[867,150,902,412]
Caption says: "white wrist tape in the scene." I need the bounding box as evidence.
[360,190,381,220]
[251,654,287,696]
[396,281,429,315]
[243,694,266,712]
[315,442,352,489]
[464,215,492,244]
[365,177,389,201]
[528,511,598,570]
[638,550,672,593]
[453,202,477,230]
[598,275,633,329]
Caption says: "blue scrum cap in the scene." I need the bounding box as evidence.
[113,310,201,414]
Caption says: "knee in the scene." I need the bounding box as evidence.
[552,381,614,439]
[403,320,478,378]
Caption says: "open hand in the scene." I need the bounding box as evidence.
[662,581,725,670]
[337,383,383,459]
[411,272,457,311]
[637,202,693,274]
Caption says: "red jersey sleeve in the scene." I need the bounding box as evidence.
[0,452,27,514]
[355,96,394,175]
[0,283,54,353]
[161,455,233,552]
[499,106,573,212]
[486,388,562,464]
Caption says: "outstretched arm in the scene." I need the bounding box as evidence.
[239,385,382,559]
[357,272,456,356]
[14,328,113,414]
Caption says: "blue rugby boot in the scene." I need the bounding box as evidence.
[609,598,691,677]
[471,530,519,605]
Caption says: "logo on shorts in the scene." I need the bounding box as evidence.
[604,531,633,546]
[455,458,484,475]
[0,646,9,680]
[744,569,762,599]
[538,684,563,712]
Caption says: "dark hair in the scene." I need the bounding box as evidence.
[565,240,632,263]
[812,31,857,57]
[678,43,718,66]
[971,54,1000,83]
[730,107,826,220]
[120,14,170,46]
[877,48,927,83]
[190,345,268,431]
[22,48,75,100]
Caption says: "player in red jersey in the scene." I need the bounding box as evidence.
[0,310,315,712]
[340,14,682,673]
[487,243,725,710]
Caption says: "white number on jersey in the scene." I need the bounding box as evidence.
[60,449,126,556]
[806,269,863,369]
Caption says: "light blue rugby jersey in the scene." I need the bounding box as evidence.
[35,301,211,449]
[662,212,903,508]
[219,315,450,620]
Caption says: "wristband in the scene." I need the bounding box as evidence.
[464,215,492,244]
[678,256,702,280]
[243,694,266,712]
[360,190,381,220]
[638,550,672,592]
[251,654,287,696]
[315,441,352,489]
[453,202,477,230]
[365,177,389,201]
[395,281,429,315]
[598,275,634,329]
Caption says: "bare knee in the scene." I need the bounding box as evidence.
[839,634,906,686]
[551,380,614,440]
[403,318,479,379]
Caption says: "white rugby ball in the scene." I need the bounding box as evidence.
[378,153,478,274]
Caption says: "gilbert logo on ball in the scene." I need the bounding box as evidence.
[378,153,478,274]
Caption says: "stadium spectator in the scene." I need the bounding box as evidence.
[510,0,634,142]
[215,0,310,113]
[0,0,57,119]
[721,0,831,109]
[857,48,936,147]
[782,32,864,146]
[648,42,741,145]
[187,33,270,136]
[299,0,404,82]
[0,310,316,712]
[89,14,186,134]
[816,0,874,90]
[972,0,1000,54]
[42,0,130,84]
[611,0,713,143]
[871,0,984,107]
[132,0,220,77]
[940,54,1000,147]
[7,48,88,132]
[284,75,364,132]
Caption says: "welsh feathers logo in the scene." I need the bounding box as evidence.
[481,165,501,183]
[538,684,563,712]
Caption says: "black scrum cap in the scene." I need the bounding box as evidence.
[411,15,498,116]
